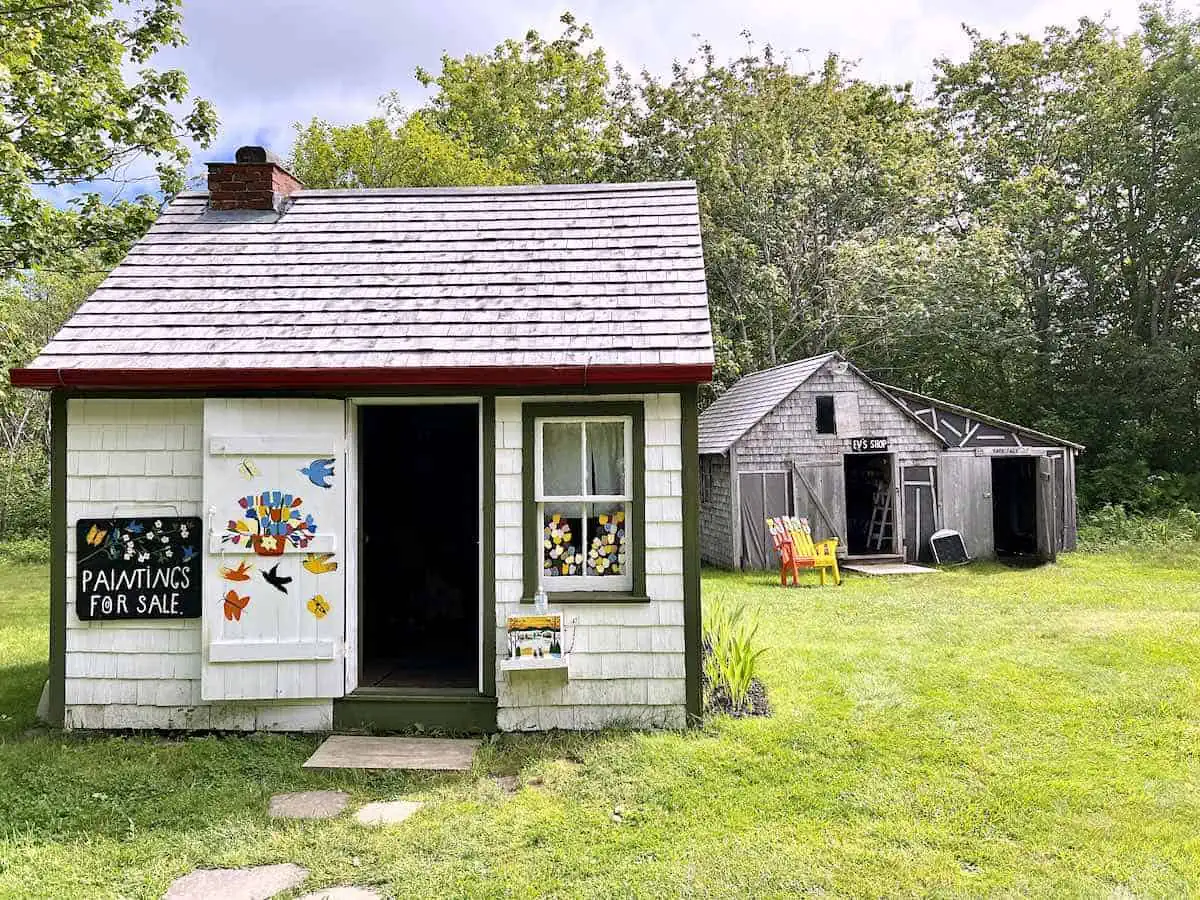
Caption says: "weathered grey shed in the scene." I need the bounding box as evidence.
[12,146,713,734]
[698,353,1081,569]
[885,384,1083,561]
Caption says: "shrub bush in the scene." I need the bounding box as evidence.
[1078,504,1200,550]
[0,445,50,540]
[0,536,50,565]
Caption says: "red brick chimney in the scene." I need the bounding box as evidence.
[206,145,303,211]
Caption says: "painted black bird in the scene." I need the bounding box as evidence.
[261,562,292,594]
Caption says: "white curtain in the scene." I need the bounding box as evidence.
[586,421,625,495]
[541,422,582,496]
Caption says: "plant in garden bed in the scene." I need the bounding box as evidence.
[702,597,770,717]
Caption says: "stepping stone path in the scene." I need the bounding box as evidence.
[355,800,424,827]
[268,790,350,820]
[297,889,384,900]
[163,863,308,900]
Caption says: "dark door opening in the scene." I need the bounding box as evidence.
[359,404,478,690]
[844,453,893,555]
[991,457,1038,557]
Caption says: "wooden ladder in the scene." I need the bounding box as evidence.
[867,487,892,551]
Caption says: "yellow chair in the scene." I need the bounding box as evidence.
[767,515,841,586]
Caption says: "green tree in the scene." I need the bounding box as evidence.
[934,3,1200,509]
[413,12,613,183]
[0,0,217,272]
[0,267,101,536]
[609,45,950,386]
[289,111,522,189]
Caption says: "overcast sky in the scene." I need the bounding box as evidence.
[105,0,1156,192]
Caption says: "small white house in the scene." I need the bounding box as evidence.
[13,147,712,733]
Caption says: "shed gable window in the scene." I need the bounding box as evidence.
[816,395,837,434]
[523,402,647,602]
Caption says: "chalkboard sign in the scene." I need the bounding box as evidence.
[930,528,970,565]
[76,517,202,620]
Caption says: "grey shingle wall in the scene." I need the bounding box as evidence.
[699,453,734,567]
[28,183,713,373]
[735,368,942,470]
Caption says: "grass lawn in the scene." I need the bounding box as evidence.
[2,553,1200,897]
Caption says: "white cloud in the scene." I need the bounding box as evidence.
[56,0,1158,195]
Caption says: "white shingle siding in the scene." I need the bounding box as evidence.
[494,393,687,732]
[63,398,331,731]
[63,392,687,732]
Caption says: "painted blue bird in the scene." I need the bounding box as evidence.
[181,546,197,563]
[298,457,336,489]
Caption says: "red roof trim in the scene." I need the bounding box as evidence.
[10,363,713,391]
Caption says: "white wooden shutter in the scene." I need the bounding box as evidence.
[833,393,862,437]
[201,399,346,701]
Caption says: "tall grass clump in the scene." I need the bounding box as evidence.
[1079,504,1200,550]
[702,597,769,717]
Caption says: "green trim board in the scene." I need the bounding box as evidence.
[333,691,497,734]
[48,392,67,727]
[680,385,703,723]
[521,401,646,603]
[481,396,497,698]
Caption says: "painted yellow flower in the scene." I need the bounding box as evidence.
[306,595,331,619]
[259,535,278,551]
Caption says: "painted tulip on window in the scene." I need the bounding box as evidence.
[587,508,627,576]
[543,512,583,576]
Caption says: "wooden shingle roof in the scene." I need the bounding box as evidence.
[14,181,713,390]
[884,384,1084,451]
[698,353,838,454]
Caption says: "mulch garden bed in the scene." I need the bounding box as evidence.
[701,646,772,718]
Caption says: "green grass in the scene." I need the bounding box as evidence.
[2,552,1200,897]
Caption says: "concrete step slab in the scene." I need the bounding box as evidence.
[303,735,480,771]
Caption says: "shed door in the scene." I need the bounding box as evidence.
[938,454,993,560]
[201,399,346,702]
[902,466,937,563]
[791,462,845,548]
[738,472,791,570]
[1035,455,1058,563]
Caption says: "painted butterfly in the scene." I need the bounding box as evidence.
[223,590,250,621]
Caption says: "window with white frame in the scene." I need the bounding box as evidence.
[535,416,633,591]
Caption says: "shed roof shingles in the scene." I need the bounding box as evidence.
[697,353,837,454]
[25,182,713,380]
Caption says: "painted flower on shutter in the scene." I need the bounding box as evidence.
[223,492,319,555]
[306,594,331,619]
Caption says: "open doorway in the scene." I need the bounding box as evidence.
[359,404,479,690]
[843,453,894,555]
[991,457,1038,557]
